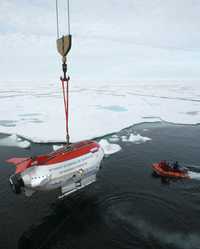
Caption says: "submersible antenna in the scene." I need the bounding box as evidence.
[56,0,72,144]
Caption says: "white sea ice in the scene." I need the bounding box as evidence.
[120,133,151,143]
[121,136,129,142]
[0,134,31,149]
[0,81,200,143]
[99,139,121,156]
[128,133,151,143]
[108,135,120,142]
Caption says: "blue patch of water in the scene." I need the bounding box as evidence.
[97,105,127,112]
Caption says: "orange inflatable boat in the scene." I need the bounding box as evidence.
[152,161,189,179]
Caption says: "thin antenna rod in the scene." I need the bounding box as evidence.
[56,0,60,38]
[67,0,71,34]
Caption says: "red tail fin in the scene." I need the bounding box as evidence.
[6,157,32,173]
[6,157,29,165]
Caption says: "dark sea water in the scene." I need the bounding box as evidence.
[1,122,200,249]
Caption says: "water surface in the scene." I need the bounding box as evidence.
[0,122,200,249]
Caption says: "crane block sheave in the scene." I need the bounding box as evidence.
[57,34,72,59]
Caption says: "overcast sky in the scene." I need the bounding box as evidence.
[0,0,200,83]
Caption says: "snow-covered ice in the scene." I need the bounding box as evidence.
[99,139,121,156]
[108,135,120,142]
[0,134,30,149]
[123,133,151,144]
[0,81,200,143]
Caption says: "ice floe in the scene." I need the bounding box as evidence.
[127,133,151,143]
[99,139,121,156]
[121,133,151,144]
[108,135,120,142]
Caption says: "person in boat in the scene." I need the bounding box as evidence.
[173,161,180,170]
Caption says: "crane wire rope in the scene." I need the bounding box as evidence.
[55,0,71,144]
[67,0,71,35]
[55,0,60,38]
[56,0,71,37]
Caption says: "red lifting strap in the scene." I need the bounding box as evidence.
[61,77,70,143]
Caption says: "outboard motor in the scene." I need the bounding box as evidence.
[9,174,24,194]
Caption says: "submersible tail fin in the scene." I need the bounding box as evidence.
[7,157,32,174]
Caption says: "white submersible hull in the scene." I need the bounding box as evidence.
[8,141,104,198]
